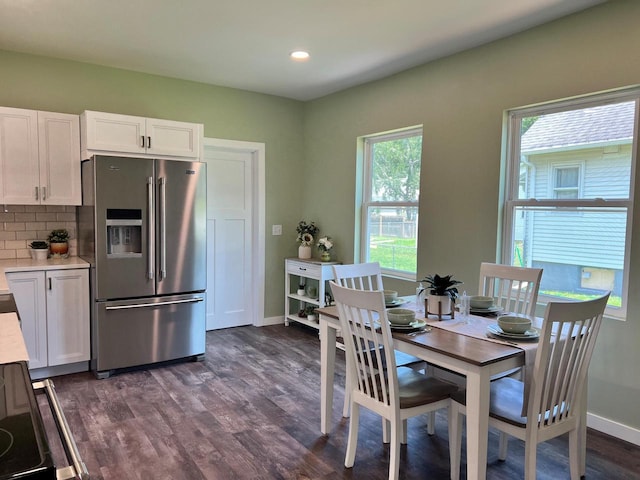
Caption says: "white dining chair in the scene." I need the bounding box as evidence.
[332,263,430,433]
[479,262,544,381]
[479,262,543,318]
[330,282,458,480]
[448,293,610,480]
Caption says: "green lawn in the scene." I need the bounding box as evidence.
[369,236,416,273]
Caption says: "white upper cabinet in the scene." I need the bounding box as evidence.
[0,108,40,204]
[81,110,202,160]
[38,111,82,205]
[0,107,81,205]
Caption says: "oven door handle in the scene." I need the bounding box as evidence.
[32,379,90,480]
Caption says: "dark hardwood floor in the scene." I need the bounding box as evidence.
[40,324,640,479]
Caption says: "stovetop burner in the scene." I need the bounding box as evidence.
[0,427,13,459]
[0,362,56,480]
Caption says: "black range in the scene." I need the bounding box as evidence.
[0,361,56,480]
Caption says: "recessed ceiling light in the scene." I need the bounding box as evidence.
[290,50,310,61]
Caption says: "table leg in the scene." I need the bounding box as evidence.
[578,379,588,477]
[465,370,490,480]
[320,316,337,435]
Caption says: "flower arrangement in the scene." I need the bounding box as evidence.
[296,220,319,246]
[317,236,333,253]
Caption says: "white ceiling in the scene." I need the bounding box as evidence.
[0,0,605,101]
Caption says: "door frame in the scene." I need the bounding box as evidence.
[203,137,265,327]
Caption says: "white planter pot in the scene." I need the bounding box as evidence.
[426,294,453,316]
[298,245,312,259]
[31,248,48,260]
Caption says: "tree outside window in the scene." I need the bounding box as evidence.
[361,127,422,278]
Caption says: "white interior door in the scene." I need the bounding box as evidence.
[204,139,264,330]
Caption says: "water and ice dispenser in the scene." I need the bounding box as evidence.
[106,209,142,257]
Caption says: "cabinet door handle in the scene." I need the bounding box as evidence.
[35,186,39,200]
[147,136,151,149]
[141,135,146,148]
[41,186,46,201]
[49,278,52,290]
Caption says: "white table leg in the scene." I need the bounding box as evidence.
[320,316,337,435]
[578,379,588,477]
[465,370,490,480]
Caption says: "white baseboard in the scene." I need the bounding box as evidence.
[587,412,640,446]
[256,315,285,327]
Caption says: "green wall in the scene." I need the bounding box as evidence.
[302,0,640,432]
[1,0,638,435]
[0,49,305,319]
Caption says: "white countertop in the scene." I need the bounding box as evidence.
[0,257,90,294]
[0,312,29,363]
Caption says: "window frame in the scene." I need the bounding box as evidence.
[360,126,423,280]
[501,87,640,319]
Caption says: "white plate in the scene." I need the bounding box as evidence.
[470,305,504,314]
[386,299,408,307]
[487,323,540,340]
[390,319,427,331]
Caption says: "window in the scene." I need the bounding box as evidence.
[361,127,422,279]
[552,164,581,199]
[502,88,639,318]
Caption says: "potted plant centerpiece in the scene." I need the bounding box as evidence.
[296,220,319,259]
[420,273,462,318]
[29,240,49,260]
[317,236,333,262]
[48,229,70,257]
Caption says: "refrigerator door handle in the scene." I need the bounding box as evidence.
[147,176,155,280]
[159,176,167,280]
[105,297,204,310]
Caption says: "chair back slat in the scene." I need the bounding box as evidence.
[331,281,398,409]
[479,263,543,317]
[333,262,384,291]
[528,294,609,429]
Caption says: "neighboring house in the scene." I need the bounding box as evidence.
[518,102,634,297]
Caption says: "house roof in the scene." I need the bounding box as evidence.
[521,101,635,153]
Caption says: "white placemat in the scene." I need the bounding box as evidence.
[426,314,540,415]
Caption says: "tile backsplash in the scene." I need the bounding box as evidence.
[0,205,77,259]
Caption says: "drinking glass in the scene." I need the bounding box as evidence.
[459,292,471,324]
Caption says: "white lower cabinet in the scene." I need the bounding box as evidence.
[7,268,89,369]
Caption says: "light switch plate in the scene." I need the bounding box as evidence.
[272,224,282,235]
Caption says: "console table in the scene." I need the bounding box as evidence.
[284,257,339,329]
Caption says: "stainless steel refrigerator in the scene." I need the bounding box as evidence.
[78,155,206,378]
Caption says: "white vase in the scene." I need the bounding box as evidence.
[31,248,48,260]
[427,294,453,316]
[298,245,312,259]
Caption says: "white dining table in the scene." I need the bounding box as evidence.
[316,300,587,480]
